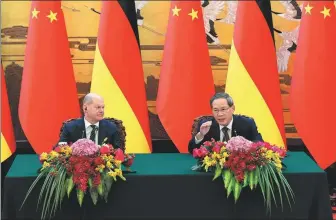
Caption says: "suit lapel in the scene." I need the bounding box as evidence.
[76,118,86,139]
[98,120,104,145]
[231,115,239,137]
[211,119,221,141]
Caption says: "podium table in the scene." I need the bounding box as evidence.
[2,152,332,220]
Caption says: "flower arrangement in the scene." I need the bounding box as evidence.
[192,136,294,213]
[21,139,135,219]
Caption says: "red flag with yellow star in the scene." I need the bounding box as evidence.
[19,1,80,154]
[156,1,215,153]
[290,1,336,169]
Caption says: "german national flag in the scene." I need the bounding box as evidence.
[91,0,152,153]
[1,64,16,162]
[225,0,286,147]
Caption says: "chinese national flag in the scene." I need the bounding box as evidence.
[290,1,336,169]
[156,1,215,153]
[19,1,80,154]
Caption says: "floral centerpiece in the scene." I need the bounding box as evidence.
[192,136,294,213]
[21,139,135,219]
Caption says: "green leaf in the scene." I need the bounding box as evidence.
[222,170,232,189]
[97,182,104,197]
[267,164,283,210]
[243,171,248,187]
[90,187,99,205]
[77,189,84,207]
[249,171,255,190]
[257,166,267,204]
[233,181,242,203]
[20,170,47,210]
[254,167,260,187]
[213,165,222,181]
[227,177,235,198]
[67,176,74,197]
[88,178,93,188]
[103,174,114,203]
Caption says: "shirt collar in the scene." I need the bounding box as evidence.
[219,117,233,130]
[84,118,99,129]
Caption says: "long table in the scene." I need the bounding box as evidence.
[2,152,332,220]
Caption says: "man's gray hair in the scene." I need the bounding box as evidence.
[83,93,103,105]
[210,92,234,107]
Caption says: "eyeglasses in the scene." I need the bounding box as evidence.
[212,107,231,115]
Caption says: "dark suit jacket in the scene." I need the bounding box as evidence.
[188,114,263,153]
[58,118,121,150]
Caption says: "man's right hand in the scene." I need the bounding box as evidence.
[196,121,212,140]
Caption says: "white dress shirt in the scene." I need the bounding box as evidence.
[84,119,99,145]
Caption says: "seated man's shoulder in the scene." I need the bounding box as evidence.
[234,114,255,124]
[64,118,82,127]
[101,118,117,129]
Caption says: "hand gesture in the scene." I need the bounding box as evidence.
[199,121,212,136]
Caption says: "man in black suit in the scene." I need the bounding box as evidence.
[58,93,121,149]
[188,92,263,154]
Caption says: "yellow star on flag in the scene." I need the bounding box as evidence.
[172,5,181,16]
[188,8,198,20]
[304,3,313,14]
[32,8,40,19]
[320,6,331,19]
[47,10,58,23]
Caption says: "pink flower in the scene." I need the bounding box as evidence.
[226,136,253,152]
[193,148,201,158]
[115,149,125,161]
[199,147,209,157]
[71,139,99,156]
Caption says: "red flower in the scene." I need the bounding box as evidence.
[212,145,221,153]
[193,148,201,158]
[94,157,104,166]
[93,175,101,186]
[239,161,246,170]
[247,164,256,171]
[115,149,125,161]
[123,156,134,167]
[100,146,110,155]
[54,147,61,153]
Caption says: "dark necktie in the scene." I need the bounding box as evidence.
[89,125,97,143]
[222,127,230,142]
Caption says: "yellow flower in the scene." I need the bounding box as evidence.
[95,164,105,172]
[222,152,229,158]
[211,152,220,160]
[40,152,48,161]
[107,171,117,178]
[219,158,226,168]
[220,146,227,153]
[106,161,112,169]
[42,161,50,170]
[114,160,122,167]
[49,151,59,158]
[265,150,273,160]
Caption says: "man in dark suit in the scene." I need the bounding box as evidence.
[188,92,263,154]
[58,93,121,149]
